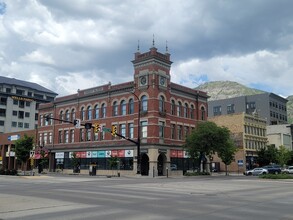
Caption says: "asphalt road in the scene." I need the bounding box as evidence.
[0,174,293,220]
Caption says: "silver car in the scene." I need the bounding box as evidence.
[245,168,268,176]
[282,166,293,174]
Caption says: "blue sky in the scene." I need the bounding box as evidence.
[0,0,293,98]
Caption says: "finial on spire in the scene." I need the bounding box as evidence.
[166,40,169,53]
[152,34,155,47]
[137,40,140,52]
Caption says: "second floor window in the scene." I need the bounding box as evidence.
[159,96,165,112]
[121,100,126,115]
[141,95,148,112]
[159,121,165,138]
[87,106,92,120]
[94,104,99,119]
[141,121,148,138]
[129,99,134,114]
[128,123,134,139]
[113,101,118,116]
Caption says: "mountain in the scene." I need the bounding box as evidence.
[196,81,265,101]
[196,81,293,123]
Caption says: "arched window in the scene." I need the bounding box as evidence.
[71,109,75,121]
[184,103,188,118]
[177,101,182,117]
[81,107,85,120]
[87,106,92,120]
[129,98,134,114]
[101,103,106,118]
[121,100,126,115]
[201,106,206,120]
[65,110,70,121]
[141,95,148,111]
[159,95,165,112]
[94,104,99,119]
[113,101,118,116]
[171,100,176,115]
[190,105,194,119]
[59,111,64,123]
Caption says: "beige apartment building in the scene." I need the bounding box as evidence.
[209,112,267,172]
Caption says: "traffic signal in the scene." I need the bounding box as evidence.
[84,123,92,130]
[74,119,81,128]
[94,123,100,133]
[111,125,117,136]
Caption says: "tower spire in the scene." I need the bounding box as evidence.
[137,40,140,52]
[152,34,155,47]
[166,40,169,53]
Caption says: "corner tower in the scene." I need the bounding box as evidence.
[132,43,173,90]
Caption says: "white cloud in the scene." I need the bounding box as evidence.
[1,0,293,97]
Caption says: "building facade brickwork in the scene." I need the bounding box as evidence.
[37,47,208,176]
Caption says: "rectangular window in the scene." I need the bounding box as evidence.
[11,121,17,127]
[0,120,4,126]
[70,129,74,143]
[184,126,189,137]
[80,129,85,142]
[159,121,165,138]
[128,123,134,139]
[13,99,18,105]
[18,111,24,119]
[213,106,221,116]
[65,130,69,143]
[16,89,24,95]
[0,108,6,117]
[18,122,23,128]
[24,123,29,128]
[25,101,30,107]
[177,125,182,140]
[44,133,47,144]
[19,100,25,108]
[120,124,126,138]
[0,97,7,105]
[141,121,148,138]
[227,104,235,114]
[58,131,63,143]
[101,126,105,140]
[12,110,17,116]
[49,132,53,144]
[28,92,32,97]
[6,88,11,93]
[171,124,176,139]
[86,129,91,141]
[25,112,30,117]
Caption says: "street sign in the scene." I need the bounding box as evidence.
[238,160,244,166]
[8,135,20,141]
[102,127,111,132]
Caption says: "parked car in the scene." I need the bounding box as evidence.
[262,165,282,174]
[244,168,268,176]
[282,166,293,174]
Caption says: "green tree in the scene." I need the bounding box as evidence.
[15,134,34,171]
[257,145,278,166]
[185,121,236,172]
[71,152,80,173]
[217,138,238,175]
[276,145,291,167]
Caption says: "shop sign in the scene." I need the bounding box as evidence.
[55,152,64,159]
[124,150,133,157]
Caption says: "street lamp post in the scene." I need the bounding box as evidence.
[131,91,141,174]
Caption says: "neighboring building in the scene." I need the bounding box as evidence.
[209,112,267,172]
[208,93,288,125]
[0,76,58,133]
[267,124,293,151]
[37,46,208,177]
[0,129,37,170]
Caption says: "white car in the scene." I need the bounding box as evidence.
[282,166,293,174]
[244,168,268,176]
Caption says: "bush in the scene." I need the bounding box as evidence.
[184,171,211,176]
[10,169,18,175]
[259,173,293,179]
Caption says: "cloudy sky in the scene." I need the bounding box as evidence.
[0,0,293,98]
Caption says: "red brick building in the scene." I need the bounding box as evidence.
[37,46,208,176]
